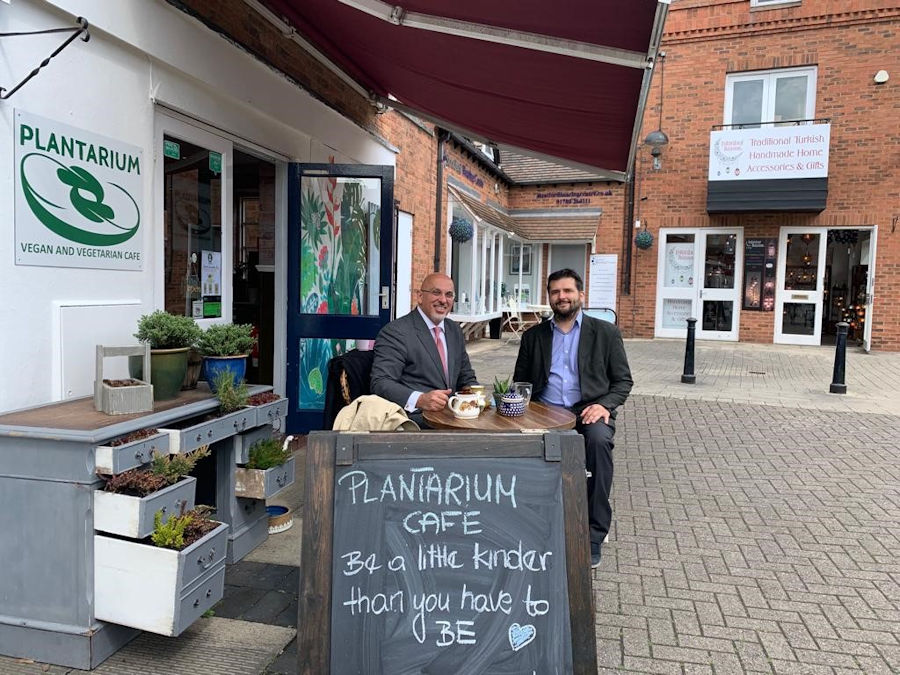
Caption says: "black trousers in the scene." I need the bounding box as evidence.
[575,417,615,546]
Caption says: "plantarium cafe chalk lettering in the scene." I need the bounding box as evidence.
[14,110,144,271]
[330,457,573,673]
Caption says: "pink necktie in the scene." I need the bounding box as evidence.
[433,326,449,383]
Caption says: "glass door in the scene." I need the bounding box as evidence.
[286,164,394,432]
[774,227,827,345]
[655,231,698,338]
[697,231,741,341]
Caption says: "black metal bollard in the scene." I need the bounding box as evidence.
[681,317,697,384]
[830,321,849,394]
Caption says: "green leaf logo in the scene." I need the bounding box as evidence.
[20,153,139,247]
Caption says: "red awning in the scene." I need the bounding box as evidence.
[262,0,668,180]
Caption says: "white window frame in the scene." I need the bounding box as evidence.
[154,113,233,329]
[724,66,817,127]
[751,0,797,7]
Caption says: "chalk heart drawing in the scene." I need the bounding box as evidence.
[508,623,536,651]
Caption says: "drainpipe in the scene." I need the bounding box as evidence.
[622,177,635,295]
[433,130,449,272]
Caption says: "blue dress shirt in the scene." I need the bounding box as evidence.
[540,311,582,408]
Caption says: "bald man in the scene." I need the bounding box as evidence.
[370,273,478,425]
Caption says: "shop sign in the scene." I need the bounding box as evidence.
[664,242,694,288]
[14,110,144,270]
[163,140,181,159]
[708,123,830,182]
[535,189,612,206]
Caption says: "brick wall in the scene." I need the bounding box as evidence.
[626,1,900,349]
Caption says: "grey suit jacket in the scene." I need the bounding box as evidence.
[513,314,633,423]
[370,309,477,408]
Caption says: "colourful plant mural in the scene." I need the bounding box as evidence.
[298,176,380,409]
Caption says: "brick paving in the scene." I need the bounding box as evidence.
[4,337,898,674]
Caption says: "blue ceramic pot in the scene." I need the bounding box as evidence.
[203,355,248,393]
[498,393,526,417]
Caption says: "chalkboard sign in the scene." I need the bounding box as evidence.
[299,431,597,674]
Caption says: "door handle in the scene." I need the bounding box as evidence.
[379,285,390,310]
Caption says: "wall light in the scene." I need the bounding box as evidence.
[643,51,669,170]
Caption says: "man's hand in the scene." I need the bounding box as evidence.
[580,403,610,425]
[418,389,452,411]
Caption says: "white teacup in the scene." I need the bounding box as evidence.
[448,393,480,419]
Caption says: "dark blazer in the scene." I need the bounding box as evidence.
[513,314,633,423]
[370,309,477,408]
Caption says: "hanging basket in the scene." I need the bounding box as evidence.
[449,217,474,243]
[634,230,654,250]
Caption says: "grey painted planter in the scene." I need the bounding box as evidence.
[95,431,170,474]
[249,397,288,429]
[234,456,295,499]
[161,407,255,454]
[93,476,196,539]
[94,521,228,636]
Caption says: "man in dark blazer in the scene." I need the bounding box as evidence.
[513,268,633,568]
[371,273,478,426]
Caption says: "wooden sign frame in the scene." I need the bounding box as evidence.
[298,431,597,674]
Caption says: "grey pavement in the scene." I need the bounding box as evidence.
[3,336,899,673]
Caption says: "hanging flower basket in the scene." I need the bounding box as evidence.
[635,230,654,250]
[449,217,474,243]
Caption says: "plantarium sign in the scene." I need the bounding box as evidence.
[14,110,144,270]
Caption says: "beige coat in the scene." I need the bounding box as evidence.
[332,395,420,432]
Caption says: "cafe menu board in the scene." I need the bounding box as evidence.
[743,238,777,311]
[299,432,597,675]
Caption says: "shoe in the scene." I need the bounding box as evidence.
[590,542,602,569]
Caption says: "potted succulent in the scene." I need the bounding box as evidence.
[234,435,295,499]
[133,311,202,401]
[197,323,256,393]
[492,375,512,409]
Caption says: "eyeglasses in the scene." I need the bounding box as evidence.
[420,288,455,300]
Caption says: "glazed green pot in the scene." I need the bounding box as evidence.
[148,347,190,400]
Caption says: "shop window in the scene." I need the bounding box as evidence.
[163,134,224,319]
[724,66,816,128]
[509,244,532,276]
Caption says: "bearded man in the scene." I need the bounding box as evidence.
[513,268,633,569]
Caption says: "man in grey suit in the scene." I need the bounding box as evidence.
[371,273,478,426]
[514,268,633,569]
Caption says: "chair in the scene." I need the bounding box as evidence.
[322,349,375,430]
[584,307,618,325]
[501,299,540,343]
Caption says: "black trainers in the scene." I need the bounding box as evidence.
[590,542,602,568]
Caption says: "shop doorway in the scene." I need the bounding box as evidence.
[774,227,875,350]
[654,228,742,340]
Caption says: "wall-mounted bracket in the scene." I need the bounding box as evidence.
[1,17,90,100]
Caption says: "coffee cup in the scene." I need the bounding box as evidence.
[448,393,480,419]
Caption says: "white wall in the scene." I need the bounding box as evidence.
[0,0,394,412]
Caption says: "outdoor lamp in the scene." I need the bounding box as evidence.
[643,51,669,170]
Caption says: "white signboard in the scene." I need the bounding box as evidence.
[588,253,617,311]
[708,123,830,181]
[14,110,144,270]
[664,242,694,288]
[662,298,692,329]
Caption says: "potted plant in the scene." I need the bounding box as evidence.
[94,504,228,636]
[95,426,170,474]
[234,435,295,499]
[492,375,512,409]
[133,310,202,401]
[94,446,210,539]
[246,390,288,429]
[197,323,256,392]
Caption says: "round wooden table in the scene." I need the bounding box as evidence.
[423,401,575,431]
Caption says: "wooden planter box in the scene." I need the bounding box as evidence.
[94,345,153,415]
[161,407,255,454]
[95,431,170,474]
[249,397,288,429]
[93,476,196,539]
[94,522,228,636]
[234,456,295,499]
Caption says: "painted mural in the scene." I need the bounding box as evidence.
[298,176,379,409]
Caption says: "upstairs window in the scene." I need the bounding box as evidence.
[724,67,816,128]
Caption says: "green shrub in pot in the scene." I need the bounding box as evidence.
[133,311,201,400]
[198,323,257,392]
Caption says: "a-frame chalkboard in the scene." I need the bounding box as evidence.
[298,431,597,674]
